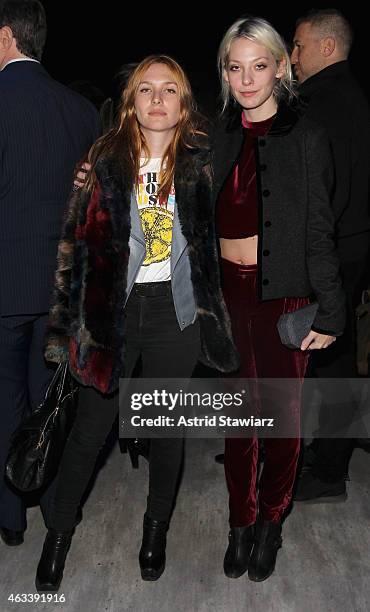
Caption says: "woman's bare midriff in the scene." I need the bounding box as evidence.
[220,236,258,265]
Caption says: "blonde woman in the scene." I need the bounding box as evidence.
[214,17,345,581]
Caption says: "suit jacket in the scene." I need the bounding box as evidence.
[212,101,346,336]
[299,61,370,260]
[45,146,239,393]
[0,60,101,315]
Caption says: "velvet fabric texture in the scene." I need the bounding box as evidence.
[221,258,309,526]
[211,101,345,336]
[216,116,274,239]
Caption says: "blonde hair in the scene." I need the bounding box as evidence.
[86,55,204,203]
[217,16,296,112]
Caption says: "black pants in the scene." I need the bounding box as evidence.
[0,314,56,531]
[50,284,200,531]
[308,256,369,481]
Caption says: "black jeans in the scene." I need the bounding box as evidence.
[50,283,200,531]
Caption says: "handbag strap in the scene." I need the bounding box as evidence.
[42,361,70,406]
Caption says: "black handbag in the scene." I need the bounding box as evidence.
[5,361,78,492]
[277,302,319,349]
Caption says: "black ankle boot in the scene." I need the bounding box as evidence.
[223,524,255,578]
[35,529,73,592]
[248,518,282,582]
[120,438,150,468]
[139,514,168,581]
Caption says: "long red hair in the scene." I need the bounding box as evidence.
[86,55,205,203]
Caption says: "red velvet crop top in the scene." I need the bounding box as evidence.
[216,113,275,239]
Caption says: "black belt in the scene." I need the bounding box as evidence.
[132,281,172,297]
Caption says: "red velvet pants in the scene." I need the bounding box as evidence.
[221,258,309,526]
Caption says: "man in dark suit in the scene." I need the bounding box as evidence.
[291,9,370,502]
[0,0,100,545]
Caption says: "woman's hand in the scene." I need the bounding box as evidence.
[301,330,336,351]
[73,162,91,189]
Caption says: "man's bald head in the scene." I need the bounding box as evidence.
[291,9,353,83]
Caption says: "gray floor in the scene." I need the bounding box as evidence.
[1,440,369,612]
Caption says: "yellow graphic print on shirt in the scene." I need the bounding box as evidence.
[136,164,175,268]
[139,207,173,265]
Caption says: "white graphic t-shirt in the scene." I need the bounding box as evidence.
[135,157,175,283]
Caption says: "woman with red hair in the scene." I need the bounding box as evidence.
[35,55,238,591]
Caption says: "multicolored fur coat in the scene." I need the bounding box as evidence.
[45,144,239,393]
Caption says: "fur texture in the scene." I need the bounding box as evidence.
[45,145,239,393]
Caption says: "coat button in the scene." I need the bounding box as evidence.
[260,163,267,171]
[263,249,270,256]
[264,220,271,227]
[262,278,269,285]
[259,139,266,147]
[262,189,270,197]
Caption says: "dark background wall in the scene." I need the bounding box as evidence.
[40,2,368,113]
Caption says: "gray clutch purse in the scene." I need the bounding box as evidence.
[277,302,319,349]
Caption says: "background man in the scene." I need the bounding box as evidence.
[0,0,100,546]
[291,8,370,503]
